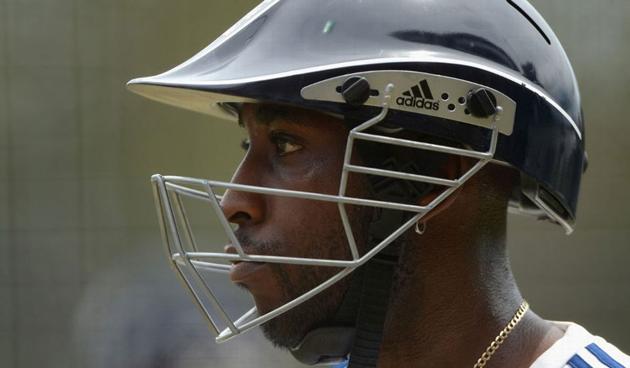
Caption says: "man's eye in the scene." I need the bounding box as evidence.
[270,133,302,156]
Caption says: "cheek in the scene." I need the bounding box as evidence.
[270,136,347,192]
[272,156,344,192]
[257,133,352,258]
[264,198,343,253]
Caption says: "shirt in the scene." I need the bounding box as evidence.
[333,322,629,367]
[531,322,629,368]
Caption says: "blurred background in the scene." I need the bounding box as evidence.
[0,0,628,367]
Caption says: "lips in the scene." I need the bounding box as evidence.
[229,261,268,282]
[224,244,270,283]
[223,243,285,312]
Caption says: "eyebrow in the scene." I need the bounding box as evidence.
[238,105,299,127]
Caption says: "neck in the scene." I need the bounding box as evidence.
[376,212,556,368]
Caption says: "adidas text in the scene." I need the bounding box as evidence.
[395,96,440,111]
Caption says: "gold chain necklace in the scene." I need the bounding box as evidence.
[473,300,530,368]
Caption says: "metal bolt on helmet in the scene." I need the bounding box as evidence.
[128,0,585,365]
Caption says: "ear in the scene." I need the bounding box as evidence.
[417,155,473,223]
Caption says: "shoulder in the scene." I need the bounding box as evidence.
[530,322,630,368]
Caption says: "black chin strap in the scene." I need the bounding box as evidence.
[290,155,432,367]
[343,124,462,365]
[346,241,401,368]
[289,220,403,367]
[348,157,427,367]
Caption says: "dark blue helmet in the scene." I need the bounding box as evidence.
[128,0,585,232]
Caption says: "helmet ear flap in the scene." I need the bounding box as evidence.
[354,127,462,203]
[369,157,434,203]
[363,156,434,245]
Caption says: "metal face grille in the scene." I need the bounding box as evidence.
[150,85,500,343]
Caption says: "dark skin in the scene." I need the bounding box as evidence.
[222,103,564,367]
[222,103,371,347]
[379,158,565,367]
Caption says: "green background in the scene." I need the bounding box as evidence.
[1,0,629,367]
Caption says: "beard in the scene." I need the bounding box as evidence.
[262,256,350,349]
[235,204,372,349]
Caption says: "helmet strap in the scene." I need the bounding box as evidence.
[290,151,434,366]
[348,152,435,367]
[346,240,400,367]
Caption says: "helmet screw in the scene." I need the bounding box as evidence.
[467,88,498,118]
[340,76,371,107]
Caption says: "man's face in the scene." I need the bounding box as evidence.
[221,104,371,348]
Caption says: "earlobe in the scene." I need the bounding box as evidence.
[416,154,469,222]
[417,184,464,223]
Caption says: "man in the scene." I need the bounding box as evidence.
[128,0,629,367]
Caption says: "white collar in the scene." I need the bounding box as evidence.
[529,322,596,368]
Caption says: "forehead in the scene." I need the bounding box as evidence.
[238,103,342,128]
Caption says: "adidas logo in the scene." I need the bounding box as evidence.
[396,80,440,111]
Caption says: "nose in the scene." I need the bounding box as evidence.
[220,160,266,228]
